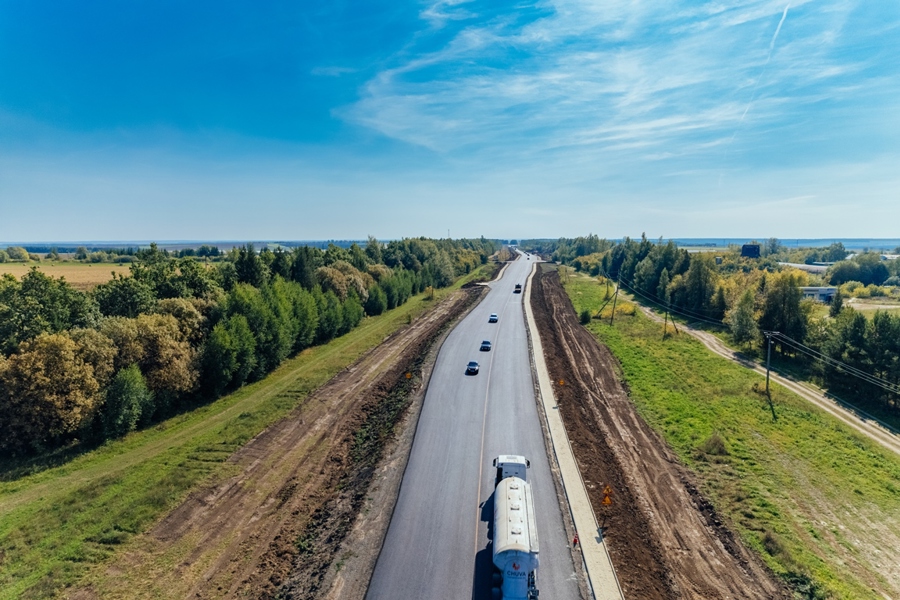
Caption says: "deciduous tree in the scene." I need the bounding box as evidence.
[728,290,758,348]
[0,333,101,454]
[102,364,153,438]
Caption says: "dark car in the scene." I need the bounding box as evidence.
[489,313,499,323]
[480,340,492,351]
[466,361,480,375]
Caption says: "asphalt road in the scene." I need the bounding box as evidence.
[366,256,581,600]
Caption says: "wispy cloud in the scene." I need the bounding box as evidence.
[420,0,477,28]
[311,66,357,77]
[341,0,881,176]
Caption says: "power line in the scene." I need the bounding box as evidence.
[604,270,900,394]
[766,331,900,396]
[612,276,726,328]
[596,268,899,397]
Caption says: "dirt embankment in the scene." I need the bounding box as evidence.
[530,265,788,600]
[71,286,484,600]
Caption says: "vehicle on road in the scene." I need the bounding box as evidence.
[466,361,480,375]
[491,455,539,600]
[481,340,492,351]
[489,313,499,323]
[514,284,522,293]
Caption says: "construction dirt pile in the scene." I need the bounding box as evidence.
[530,265,788,600]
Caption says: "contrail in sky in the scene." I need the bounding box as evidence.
[736,3,790,125]
[720,3,790,180]
[770,4,790,54]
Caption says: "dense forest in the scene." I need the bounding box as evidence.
[0,237,497,455]
[524,235,900,416]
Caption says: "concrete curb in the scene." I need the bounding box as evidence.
[524,263,625,600]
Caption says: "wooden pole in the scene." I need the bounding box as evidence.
[610,274,620,326]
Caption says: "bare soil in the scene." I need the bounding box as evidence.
[530,265,789,600]
[69,285,484,600]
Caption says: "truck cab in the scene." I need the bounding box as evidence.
[493,455,530,486]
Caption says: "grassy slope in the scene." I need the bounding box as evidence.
[0,265,493,600]
[563,273,900,600]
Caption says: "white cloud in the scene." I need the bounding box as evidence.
[341,0,876,176]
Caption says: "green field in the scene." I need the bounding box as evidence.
[563,273,900,599]
[0,264,493,600]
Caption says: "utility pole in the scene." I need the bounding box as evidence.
[765,333,772,397]
[663,309,668,340]
[609,273,620,326]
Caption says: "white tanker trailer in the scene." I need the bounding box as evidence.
[492,455,539,600]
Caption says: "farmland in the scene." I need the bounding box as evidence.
[0,262,130,290]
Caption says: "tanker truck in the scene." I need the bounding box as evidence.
[491,455,539,600]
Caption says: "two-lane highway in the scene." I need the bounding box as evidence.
[367,255,581,600]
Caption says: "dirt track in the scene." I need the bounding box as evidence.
[70,285,484,600]
[637,304,900,459]
[530,265,788,599]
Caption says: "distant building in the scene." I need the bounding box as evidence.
[741,244,761,258]
[800,287,838,303]
[779,262,828,274]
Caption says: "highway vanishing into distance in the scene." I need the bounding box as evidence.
[367,256,581,600]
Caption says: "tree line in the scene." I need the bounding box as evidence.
[0,237,497,455]
[525,235,900,416]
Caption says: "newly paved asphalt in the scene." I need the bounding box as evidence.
[366,256,581,600]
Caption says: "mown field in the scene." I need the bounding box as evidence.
[563,273,900,599]
[0,262,130,290]
[0,264,494,600]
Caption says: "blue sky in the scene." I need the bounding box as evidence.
[1,0,898,241]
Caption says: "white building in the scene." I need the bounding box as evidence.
[800,287,838,302]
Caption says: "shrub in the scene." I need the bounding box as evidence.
[6,246,28,261]
[579,309,592,325]
[699,432,728,456]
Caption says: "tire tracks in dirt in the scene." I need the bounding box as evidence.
[636,305,900,459]
[69,284,486,600]
[530,265,788,600]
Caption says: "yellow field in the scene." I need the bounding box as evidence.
[0,262,130,290]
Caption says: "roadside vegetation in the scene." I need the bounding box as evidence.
[0,237,497,459]
[0,237,499,597]
[525,236,900,428]
[562,272,900,599]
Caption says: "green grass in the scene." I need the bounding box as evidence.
[562,273,900,600]
[0,265,491,600]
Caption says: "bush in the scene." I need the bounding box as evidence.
[6,246,28,261]
[579,309,592,325]
[699,432,728,456]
